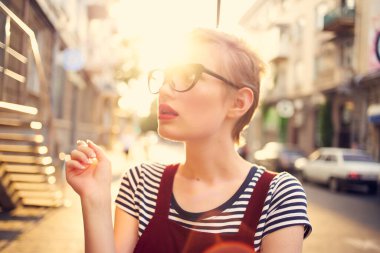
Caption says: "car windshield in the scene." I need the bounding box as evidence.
[343,154,376,162]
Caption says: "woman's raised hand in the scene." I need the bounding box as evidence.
[65,140,112,199]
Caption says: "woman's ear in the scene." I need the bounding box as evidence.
[228,87,254,118]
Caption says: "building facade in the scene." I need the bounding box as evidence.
[240,0,380,161]
[352,0,380,161]
[0,0,120,209]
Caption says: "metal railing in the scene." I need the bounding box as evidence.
[0,1,49,116]
[0,3,62,212]
[323,6,355,30]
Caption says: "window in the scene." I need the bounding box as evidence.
[325,155,337,162]
[343,154,375,162]
[342,0,355,9]
[315,2,328,30]
[310,151,321,161]
[314,45,336,77]
[293,17,306,42]
[318,155,327,161]
[341,39,353,68]
[279,25,290,44]
[272,61,287,92]
[294,60,304,86]
[52,65,66,118]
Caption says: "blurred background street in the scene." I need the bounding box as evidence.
[1,0,380,252]
[1,138,380,252]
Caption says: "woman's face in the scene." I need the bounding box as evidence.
[157,43,235,143]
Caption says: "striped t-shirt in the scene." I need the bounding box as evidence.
[115,163,312,251]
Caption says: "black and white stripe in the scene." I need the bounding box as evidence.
[115,163,312,251]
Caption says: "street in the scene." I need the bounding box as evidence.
[303,181,380,253]
[1,140,380,253]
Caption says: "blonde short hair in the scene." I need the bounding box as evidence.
[189,28,265,143]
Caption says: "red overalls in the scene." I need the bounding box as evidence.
[134,164,276,253]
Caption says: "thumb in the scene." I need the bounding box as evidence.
[86,139,107,161]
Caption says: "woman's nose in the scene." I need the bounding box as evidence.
[159,79,175,95]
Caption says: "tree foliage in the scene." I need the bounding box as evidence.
[318,100,334,147]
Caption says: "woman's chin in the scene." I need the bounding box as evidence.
[157,129,184,142]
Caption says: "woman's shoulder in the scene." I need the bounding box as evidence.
[123,162,166,179]
[126,162,167,174]
[253,168,312,244]
[121,162,177,187]
[253,166,306,199]
[260,169,308,213]
[270,170,302,185]
[270,171,304,192]
[254,166,302,185]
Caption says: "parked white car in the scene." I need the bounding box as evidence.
[301,148,380,194]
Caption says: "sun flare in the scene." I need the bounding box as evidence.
[109,0,253,118]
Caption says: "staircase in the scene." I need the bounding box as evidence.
[0,2,64,211]
[0,116,63,211]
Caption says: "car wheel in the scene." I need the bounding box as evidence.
[329,178,340,192]
[368,183,378,195]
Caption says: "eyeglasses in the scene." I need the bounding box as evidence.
[148,63,238,94]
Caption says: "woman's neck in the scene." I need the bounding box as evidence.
[179,138,251,183]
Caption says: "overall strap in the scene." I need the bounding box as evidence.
[239,170,277,234]
[154,164,179,217]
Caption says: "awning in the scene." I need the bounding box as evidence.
[368,104,380,123]
[356,70,380,87]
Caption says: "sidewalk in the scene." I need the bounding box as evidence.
[0,145,133,253]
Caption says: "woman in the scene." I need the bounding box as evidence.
[66,28,312,253]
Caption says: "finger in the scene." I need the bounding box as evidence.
[86,139,107,161]
[77,145,97,159]
[77,139,88,147]
[65,160,87,170]
[70,150,93,165]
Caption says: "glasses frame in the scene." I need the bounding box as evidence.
[148,63,238,94]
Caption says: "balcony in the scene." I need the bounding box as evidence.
[269,41,290,62]
[267,26,290,62]
[314,66,354,92]
[323,7,355,33]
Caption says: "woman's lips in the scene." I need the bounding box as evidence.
[159,104,179,120]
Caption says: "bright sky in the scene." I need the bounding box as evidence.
[109,0,254,117]
[109,0,253,34]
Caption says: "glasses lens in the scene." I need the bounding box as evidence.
[148,65,199,93]
[170,65,197,92]
[148,70,165,94]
